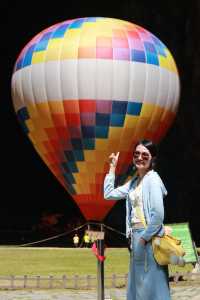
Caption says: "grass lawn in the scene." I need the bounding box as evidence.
[0,247,194,276]
[0,247,130,276]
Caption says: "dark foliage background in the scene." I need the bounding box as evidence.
[1,0,199,246]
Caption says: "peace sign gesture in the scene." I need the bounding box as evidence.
[109,152,120,168]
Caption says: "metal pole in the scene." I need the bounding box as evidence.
[97,224,105,300]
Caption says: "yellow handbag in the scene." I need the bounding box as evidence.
[152,234,186,266]
[136,206,186,266]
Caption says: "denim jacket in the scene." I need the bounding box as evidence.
[104,170,167,241]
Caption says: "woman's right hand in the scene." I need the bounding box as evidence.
[109,152,120,168]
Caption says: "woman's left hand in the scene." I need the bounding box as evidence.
[164,226,172,235]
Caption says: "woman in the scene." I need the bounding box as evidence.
[104,140,171,300]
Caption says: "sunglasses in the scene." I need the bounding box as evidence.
[133,151,150,160]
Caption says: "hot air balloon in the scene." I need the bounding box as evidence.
[11,17,180,221]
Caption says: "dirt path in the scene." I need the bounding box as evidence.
[0,285,200,300]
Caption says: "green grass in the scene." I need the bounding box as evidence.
[0,246,194,276]
[0,247,129,276]
[168,264,193,275]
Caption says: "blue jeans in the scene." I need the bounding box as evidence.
[127,228,171,300]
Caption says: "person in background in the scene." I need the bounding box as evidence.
[83,231,90,248]
[73,233,79,248]
[104,139,172,300]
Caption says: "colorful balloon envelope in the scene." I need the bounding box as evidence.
[11,17,180,221]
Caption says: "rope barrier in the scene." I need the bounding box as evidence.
[15,222,125,247]
[103,224,126,237]
[84,221,126,237]
[18,223,86,247]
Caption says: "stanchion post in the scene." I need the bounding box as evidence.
[86,224,105,300]
[97,236,105,300]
